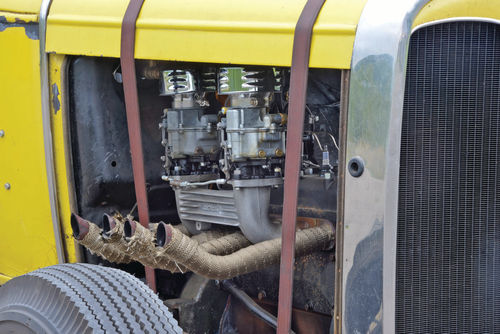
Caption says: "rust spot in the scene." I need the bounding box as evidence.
[224,296,332,334]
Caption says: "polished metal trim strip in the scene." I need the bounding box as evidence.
[343,0,430,333]
[40,0,65,264]
[334,69,350,334]
[412,16,500,32]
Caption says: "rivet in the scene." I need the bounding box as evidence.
[0,130,4,137]
[4,183,11,190]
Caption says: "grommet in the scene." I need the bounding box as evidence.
[348,156,364,177]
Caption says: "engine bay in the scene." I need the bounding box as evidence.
[70,58,339,244]
[68,57,340,332]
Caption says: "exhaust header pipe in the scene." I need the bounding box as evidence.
[71,213,90,240]
[70,213,131,264]
[124,218,137,239]
[72,212,331,281]
[156,222,334,280]
[102,213,118,239]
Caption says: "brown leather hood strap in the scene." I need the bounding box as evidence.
[276,0,326,332]
[120,0,157,292]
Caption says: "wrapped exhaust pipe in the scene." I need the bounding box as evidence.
[71,213,131,264]
[155,222,334,280]
[123,218,251,272]
[72,212,258,274]
[122,219,158,266]
[101,214,129,253]
[191,229,230,244]
[101,213,124,241]
[154,231,252,273]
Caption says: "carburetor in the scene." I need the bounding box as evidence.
[218,67,286,180]
[160,66,287,242]
[159,69,219,179]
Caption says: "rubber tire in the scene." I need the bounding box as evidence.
[0,263,183,334]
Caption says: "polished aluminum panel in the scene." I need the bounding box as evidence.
[342,0,429,332]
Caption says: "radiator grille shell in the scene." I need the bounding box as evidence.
[396,21,500,333]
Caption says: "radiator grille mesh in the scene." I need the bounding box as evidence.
[396,21,500,333]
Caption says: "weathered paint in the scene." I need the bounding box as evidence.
[51,83,60,114]
[0,19,60,278]
[46,0,368,69]
[0,12,39,40]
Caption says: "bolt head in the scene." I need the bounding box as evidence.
[4,183,11,190]
[0,130,4,137]
[250,98,259,106]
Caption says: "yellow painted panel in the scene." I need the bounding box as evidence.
[0,273,11,285]
[414,0,500,28]
[46,0,367,69]
[0,0,42,15]
[0,11,38,23]
[49,54,77,263]
[0,22,59,277]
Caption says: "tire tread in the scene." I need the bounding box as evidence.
[0,264,182,334]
